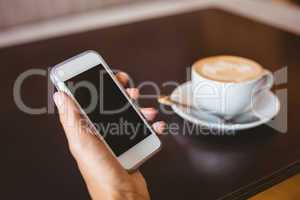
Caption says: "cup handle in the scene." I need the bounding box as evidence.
[253,70,274,97]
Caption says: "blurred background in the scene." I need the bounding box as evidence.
[0,0,139,29]
[0,0,299,31]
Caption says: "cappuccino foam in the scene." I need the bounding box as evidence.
[194,56,263,82]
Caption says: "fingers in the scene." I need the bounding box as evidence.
[53,91,83,142]
[126,88,139,100]
[53,92,120,167]
[141,108,158,122]
[125,87,166,135]
[53,92,129,195]
[53,92,98,149]
[152,121,166,135]
[125,87,158,121]
[116,71,139,100]
[53,91,166,183]
[116,72,129,87]
[116,71,140,101]
[124,85,165,133]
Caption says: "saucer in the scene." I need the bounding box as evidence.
[170,81,280,131]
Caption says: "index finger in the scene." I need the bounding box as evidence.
[116,71,129,87]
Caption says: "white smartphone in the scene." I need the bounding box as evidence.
[50,50,161,171]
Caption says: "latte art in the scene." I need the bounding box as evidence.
[202,61,258,82]
[194,56,264,82]
[191,55,273,117]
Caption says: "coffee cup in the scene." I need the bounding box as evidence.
[191,56,273,118]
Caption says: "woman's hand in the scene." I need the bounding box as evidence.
[53,72,165,200]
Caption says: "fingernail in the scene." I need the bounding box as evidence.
[126,88,139,99]
[143,108,158,114]
[126,88,138,93]
[142,108,157,121]
[53,92,64,108]
[153,121,166,133]
[117,72,129,86]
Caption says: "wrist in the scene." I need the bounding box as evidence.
[106,186,150,200]
[110,192,149,200]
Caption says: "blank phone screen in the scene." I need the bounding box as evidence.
[64,64,152,156]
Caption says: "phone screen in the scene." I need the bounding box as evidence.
[64,64,152,156]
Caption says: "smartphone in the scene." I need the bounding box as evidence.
[50,51,161,170]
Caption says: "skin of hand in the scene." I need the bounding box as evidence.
[53,72,166,200]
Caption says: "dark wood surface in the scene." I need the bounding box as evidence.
[1,8,300,200]
[292,0,300,5]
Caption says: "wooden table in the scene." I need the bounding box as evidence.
[1,8,299,200]
[250,173,300,200]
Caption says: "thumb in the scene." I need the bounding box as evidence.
[53,92,126,183]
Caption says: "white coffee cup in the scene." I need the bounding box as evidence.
[191,56,273,118]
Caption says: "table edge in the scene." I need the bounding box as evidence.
[218,160,300,200]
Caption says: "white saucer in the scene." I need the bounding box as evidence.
[170,81,280,131]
